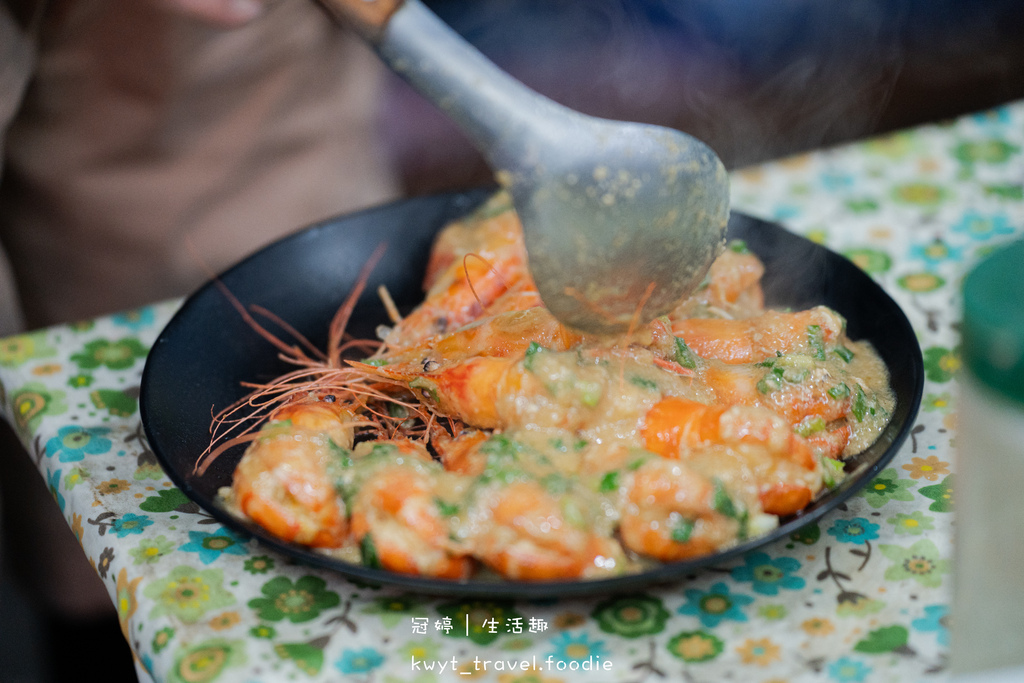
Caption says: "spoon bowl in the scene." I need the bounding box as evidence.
[321,0,730,333]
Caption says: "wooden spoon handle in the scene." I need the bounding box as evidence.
[317,0,404,39]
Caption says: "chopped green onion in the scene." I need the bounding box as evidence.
[627,455,648,471]
[577,380,603,407]
[387,403,409,419]
[807,324,826,360]
[729,239,751,254]
[523,341,546,371]
[409,377,439,403]
[480,434,524,461]
[737,511,750,541]
[828,383,851,400]
[834,346,855,363]
[629,375,658,391]
[757,371,784,394]
[821,456,846,489]
[562,499,586,528]
[542,474,570,495]
[794,416,827,437]
[851,386,869,422]
[713,480,740,518]
[360,534,381,568]
[435,498,460,517]
[599,471,620,493]
[671,518,696,543]
[673,337,698,369]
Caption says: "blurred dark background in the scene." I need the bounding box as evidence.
[383,0,1024,196]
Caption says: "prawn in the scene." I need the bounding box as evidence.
[618,459,741,562]
[641,396,821,515]
[231,398,356,548]
[384,193,529,350]
[703,360,854,457]
[672,242,766,318]
[349,464,473,579]
[479,279,543,316]
[429,422,489,476]
[469,480,624,580]
[671,306,846,365]
[376,306,585,371]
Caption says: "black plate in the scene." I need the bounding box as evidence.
[140,188,924,598]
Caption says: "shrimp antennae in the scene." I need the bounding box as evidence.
[198,244,410,476]
[328,243,387,365]
[462,252,508,307]
[248,305,327,363]
[211,278,313,361]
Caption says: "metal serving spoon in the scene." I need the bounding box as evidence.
[320,0,730,335]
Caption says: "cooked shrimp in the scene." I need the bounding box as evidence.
[372,349,593,431]
[469,480,623,580]
[672,306,846,365]
[231,399,355,548]
[641,397,821,516]
[481,279,543,316]
[673,242,766,318]
[643,397,812,466]
[349,465,473,579]
[706,244,766,311]
[421,192,516,290]
[803,422,852,459]
[385,195,528,350]
[704,358,852,424]
[429,423,489,476]
[618,459,739,562]
[378,306,585,372]
[270,398,358,450]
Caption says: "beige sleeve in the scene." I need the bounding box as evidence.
[0,0,400,328]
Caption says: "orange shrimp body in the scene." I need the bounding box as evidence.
[672,306,846,365]
[707,247,766,310]
[471,481,623,580]
[642,397,821,516]
[480,279,543,316]
[673,245,766,318]
[349,465,473,580]
[643,397,812,466]
[703,361,852,425]
[429,424,489,476]
[380,306,584,371]
[231,400,355,548]
[386,196,529,350]
[618,459,737,562]
[374,351,596,432]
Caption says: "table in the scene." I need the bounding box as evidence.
[3,100,1022,683]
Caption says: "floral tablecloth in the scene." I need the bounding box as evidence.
[2,101,1022,683]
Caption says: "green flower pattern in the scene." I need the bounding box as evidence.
[859,467,916,508]
[592,595,670,638]
[2,101,1020,681]
[248,576,340,624]
[143,565,236,623]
